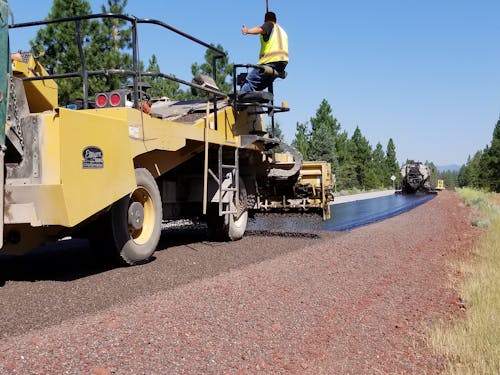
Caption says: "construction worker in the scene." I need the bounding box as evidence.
[240,11,288,93]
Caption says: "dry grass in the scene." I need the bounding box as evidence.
[429,188,500,374]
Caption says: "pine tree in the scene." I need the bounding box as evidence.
[30,0,97,104]
[30,0,134,103]
[143,54,182,99]
[468,151,483,188]
[481,118,500,192]
[308,99,339,174]
[309,123,337,168]
[372,142,387,188]
[335,130,357,190]
[350,127,373,189]
[457,158,470,187]
[385,138,399,185]
[91,0,132,93]
[190,44,232,98]
[291,121,310,160]
[100,0,131,51]
[438,170,458,190]
[458,117,500,191]
[310,99,341,135]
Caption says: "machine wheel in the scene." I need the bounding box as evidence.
[110,168,162,265]
[207,177,248,241]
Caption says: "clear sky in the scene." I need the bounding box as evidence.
[7,0,500,166]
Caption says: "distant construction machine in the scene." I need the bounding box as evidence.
[399,162,435,194]
[436,179,445,190]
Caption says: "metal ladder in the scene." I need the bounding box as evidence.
[207,145,239,216]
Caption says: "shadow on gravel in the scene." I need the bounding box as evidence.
[157,225,208,249]
[0,239,118,286]
[0,221,327,338]
[0,225,218,286]
[0,222,322,287]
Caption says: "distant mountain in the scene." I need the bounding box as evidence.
[437,164,461,172]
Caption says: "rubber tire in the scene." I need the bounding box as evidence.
[207,177,248,241]
[110,168,162,265]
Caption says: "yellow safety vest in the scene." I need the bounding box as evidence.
[258,23,289,65]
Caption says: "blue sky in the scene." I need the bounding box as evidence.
[7,0,500,166]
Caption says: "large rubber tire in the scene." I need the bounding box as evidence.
[110,168,162,265]
[207,177,248,241]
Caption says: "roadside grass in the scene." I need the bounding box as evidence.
[429,188,500,374]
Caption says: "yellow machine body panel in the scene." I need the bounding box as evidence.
[299,161,334,193]
[12,56,58,112]
[5,109,136,227]
[272,155,335,195]
[5,103,244,228]
[257,154,335,220]
[4,111,65,226]
[95,105,239,151]
[299,161,335,220]
[91,105,241,176]
[58,108,136,226]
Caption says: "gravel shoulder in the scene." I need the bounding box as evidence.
[0,191,480,374]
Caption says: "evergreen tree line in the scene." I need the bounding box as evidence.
[289,101,500,193]
[291,99,400,191]
[457,117,500,192]
[438,169,459,190]
[426,118,500,193]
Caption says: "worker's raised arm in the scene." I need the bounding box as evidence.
[241,25,264,35]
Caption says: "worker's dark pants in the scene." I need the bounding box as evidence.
[241,61,287,93]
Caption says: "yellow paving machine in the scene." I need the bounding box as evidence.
[1,10,334,265]
[436,179,445,190]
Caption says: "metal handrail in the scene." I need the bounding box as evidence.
[9,13,226,109]
[9,13,226,57]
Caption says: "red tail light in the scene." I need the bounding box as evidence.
[95,93,108,108]
[109,92,122,107]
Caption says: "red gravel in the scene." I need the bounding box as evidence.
[0,191,480,374]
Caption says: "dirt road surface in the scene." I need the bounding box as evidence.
[0,191,479,374]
